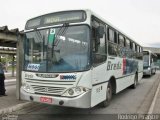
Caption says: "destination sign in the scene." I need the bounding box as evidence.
[25,10,86,29]
[44,14,83,24]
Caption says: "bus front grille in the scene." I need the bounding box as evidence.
[25,78,76,95]
[31,85,66,95]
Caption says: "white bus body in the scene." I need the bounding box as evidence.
[21,9,143,108]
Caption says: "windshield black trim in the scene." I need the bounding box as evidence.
[23,24,92,73]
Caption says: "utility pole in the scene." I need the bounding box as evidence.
[16,32,23,100]
[12,55,15,77]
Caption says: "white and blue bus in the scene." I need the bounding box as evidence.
[21,9,143,108]
[143,50,157,76]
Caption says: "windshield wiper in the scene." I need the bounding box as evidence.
[50,23,69,64]
[54,23,69,46]
[34,28,43,42]
[34,28,45,59]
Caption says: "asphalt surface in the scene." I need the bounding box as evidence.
[5,79,16,86]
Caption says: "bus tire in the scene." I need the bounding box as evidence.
[100,82,112,107]
[131,74,138,89]
[153,68,156,75]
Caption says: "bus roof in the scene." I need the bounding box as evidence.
[85,9,142,47]
[25,9,142,47]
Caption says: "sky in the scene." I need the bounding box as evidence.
[0,0,160,47]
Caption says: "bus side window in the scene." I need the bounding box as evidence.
[130,41,133,50]
[91,17,106,66]
[118,34,125,47]
[135,44,137,52]
[132,42,136,58]
[92,27,97,52]
[118,34,125,57]
[108,28,118,56]
[139,47,143,60]
[136,45,140,59]
[108,28,115,42]
[135,44,139,59]
[126,39,130,49]
[125,38,131,58]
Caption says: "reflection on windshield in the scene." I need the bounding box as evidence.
[24,25,90,72]
[143,55,149,67]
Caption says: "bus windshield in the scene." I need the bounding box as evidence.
[24,25,90,72]
[143,51,149,68]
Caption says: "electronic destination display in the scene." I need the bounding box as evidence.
[25,10,86,29]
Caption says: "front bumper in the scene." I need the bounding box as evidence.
[143,69,151,75]
[20,88,91,108]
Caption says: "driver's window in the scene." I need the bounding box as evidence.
[92,17,106,66]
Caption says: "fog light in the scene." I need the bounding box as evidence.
[75,87,81,93]
[68,89,74,95]
[83,88,87,92]
[22,83,34,93]
[24,83,30,91]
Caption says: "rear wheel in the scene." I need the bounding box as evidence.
[100,82,112,107]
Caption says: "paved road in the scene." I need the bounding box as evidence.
[11,72,160,120]
[5,79,16,86]
[0,82,25,111]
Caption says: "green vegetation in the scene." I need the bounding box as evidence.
[0,55,16,65]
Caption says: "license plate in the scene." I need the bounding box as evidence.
[40,97,52,104]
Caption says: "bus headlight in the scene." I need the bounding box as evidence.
[22,83,34,93]
[148,67,151,70]
[62,87,89,97]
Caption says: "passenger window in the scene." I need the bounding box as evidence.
[137,46,139,52]
[132,43,135,51]
[123,38,131,58]
[135,44,137,52]
[108,43,118,56]
[139,47,141,52]
[126,39,130,49]
[92,17,106,66]
[130,41,133,49]
[118,34,125,47]
[137,46,143,60]
[98,27,106,55]
[132,42,137,58]
[140,47,143,53]
[108,28,116,43]
[108,28,118,56]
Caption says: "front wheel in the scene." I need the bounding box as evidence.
[100,82,112,107]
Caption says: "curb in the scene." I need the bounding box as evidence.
[5,79,16,83]
[148,75,160,114]
[0,102,31,115]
